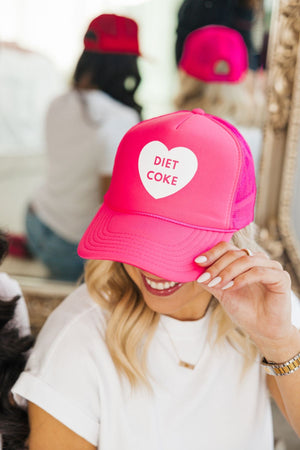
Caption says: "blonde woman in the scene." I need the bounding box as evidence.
[175,25,266,174]
[13,110,300,449]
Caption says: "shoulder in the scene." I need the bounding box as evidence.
[13,284,108,414]
[46,91,76,115]
[12,284,107,445]
[22,284,110,381]
[84,90,139,124]
[32,284,107,366]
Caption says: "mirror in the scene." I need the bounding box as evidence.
[256,0,300,296]
[279,37,300,296]
[0,0,271,297]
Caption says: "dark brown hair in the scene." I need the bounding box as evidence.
[73,51,142,117]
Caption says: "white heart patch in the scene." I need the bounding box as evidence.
[138,141,198,199]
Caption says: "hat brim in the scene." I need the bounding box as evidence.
[78,203,234,283]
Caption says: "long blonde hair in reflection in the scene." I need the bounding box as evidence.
[85,223,262,387]
[175,70,266,128]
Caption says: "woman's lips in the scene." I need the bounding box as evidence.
[141,273,183,297]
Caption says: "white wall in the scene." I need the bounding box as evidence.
[0,0,182,118]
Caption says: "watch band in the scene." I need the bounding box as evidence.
[261,351,300,376]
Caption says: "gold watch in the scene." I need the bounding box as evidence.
[261,351,300,376]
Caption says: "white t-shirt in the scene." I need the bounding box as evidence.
[12,285,300,449]
[32,90,139,242]
[0,272,30,450]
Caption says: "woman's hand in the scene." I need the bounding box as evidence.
[195,241,297,356]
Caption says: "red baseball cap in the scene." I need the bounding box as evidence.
[78,109,256,282]
[179,25,248,83]
[84,14,140,55]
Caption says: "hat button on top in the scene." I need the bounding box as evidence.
[192,108,205,115]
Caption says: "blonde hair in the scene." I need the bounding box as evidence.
[85,223,262,387]
[175,70,266,128]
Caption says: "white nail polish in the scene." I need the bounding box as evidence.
[207,276,222,288]
[222,281,234,290]
[197,272,211,283]
[195,255,207,263]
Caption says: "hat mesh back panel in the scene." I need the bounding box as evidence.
[209,116,256,229]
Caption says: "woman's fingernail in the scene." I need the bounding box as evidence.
[222,281,234,290]
[197,272,211,283]
[194,255,208,264]
[207,276,222,288]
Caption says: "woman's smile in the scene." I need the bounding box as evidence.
[123,264,212,320]
[141,272,183,297]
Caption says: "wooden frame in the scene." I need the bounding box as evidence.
[256,0,300,294]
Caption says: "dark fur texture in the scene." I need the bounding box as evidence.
[0,296,34,449]
[0,233,33,449]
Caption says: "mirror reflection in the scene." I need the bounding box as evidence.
[293,140,300,248]
[0,0,271,284]
[290,136,300,283]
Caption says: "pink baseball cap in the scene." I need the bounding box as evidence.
[84,14,140,56]
[78,109,256,282]
[179,25,248,83]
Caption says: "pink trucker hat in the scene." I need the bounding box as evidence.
[78,109,256,282]
[179,25,248,83]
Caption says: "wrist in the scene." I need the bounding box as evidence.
[254,326,300,363]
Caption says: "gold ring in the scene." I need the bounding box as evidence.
[242,248,254,257]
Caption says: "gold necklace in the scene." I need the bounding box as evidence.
[161,321,201,370]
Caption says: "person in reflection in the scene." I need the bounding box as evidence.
[0,233,33,450]
[175,24,265,175]
[25,14,142,282]
[175,0,266,71]
[12,110,300,449]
